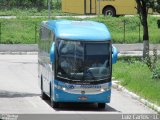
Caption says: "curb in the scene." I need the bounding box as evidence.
[0,52,38,55]
[0,44,38,53]
[112,81,160,113]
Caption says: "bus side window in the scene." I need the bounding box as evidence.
[40,26,47,52]
[41,27,47,41]
[47,30,51,53]
[40,26,55,53]
[49,31,55,53]
[51,31,55,42]
[45,28,50,53]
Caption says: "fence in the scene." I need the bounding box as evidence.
[0,19,159,44]
[107,20,142,43]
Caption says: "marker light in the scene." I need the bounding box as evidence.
[62,87,66,91]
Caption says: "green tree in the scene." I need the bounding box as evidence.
[0,0,46,9]
[135,0,160,59]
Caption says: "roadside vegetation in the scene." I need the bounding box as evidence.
[0,0,65,16]
[0,17,46,44]
[86,16,160,44]
[0,16,160,44]
[0,8,67,16]
[112,56,160,106]
[0,0,160,44]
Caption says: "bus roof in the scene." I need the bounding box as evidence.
[44,20,111,41]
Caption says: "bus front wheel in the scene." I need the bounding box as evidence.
[98,103,106,109]
[41,77,48,100]
[50,84,59,108]
[41,91,48,100]
[51,101,59,108]
[103,7,116,17]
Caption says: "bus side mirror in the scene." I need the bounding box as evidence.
[112,46,118,64]
[50,42,55,64]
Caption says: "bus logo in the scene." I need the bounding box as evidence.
[66,84,75,89]
[81,91,85,94]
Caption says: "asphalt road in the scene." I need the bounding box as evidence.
[0,55,157,114]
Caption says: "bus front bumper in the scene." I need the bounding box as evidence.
[52,80,111,103]
[53,86,111,103]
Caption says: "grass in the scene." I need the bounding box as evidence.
[112,59,160,106]
[86,15,160,43]
[0,15,160,44]
[0,17,45,44]
[0,8,75,16]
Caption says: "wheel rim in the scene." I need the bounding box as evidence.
[105,10,113,16]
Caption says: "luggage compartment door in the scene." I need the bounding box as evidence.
[85,0,96,14]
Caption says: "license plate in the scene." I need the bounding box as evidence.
[78,96,88,100]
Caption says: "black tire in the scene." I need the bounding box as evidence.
[103,7,116,17]
[98,103,106,109]
[41,90,48,100]
[51,101,59,108]
[50,83,59,108]
[41,77,48,100]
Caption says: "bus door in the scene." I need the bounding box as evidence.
[85,0,96,14]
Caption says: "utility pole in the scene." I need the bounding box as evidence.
[98,0,100,17]
[48,0,51,19]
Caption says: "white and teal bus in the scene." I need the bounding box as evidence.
[38,20,118,109]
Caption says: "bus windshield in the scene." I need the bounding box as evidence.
[56,40,111,84]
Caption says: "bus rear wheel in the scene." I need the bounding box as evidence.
[103,7,116,17]
[98,103,106,109]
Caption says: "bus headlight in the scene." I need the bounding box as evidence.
[62,87,66,91]
[100,88,105,92]
[99,86,111,92]
[55,84,66,91]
